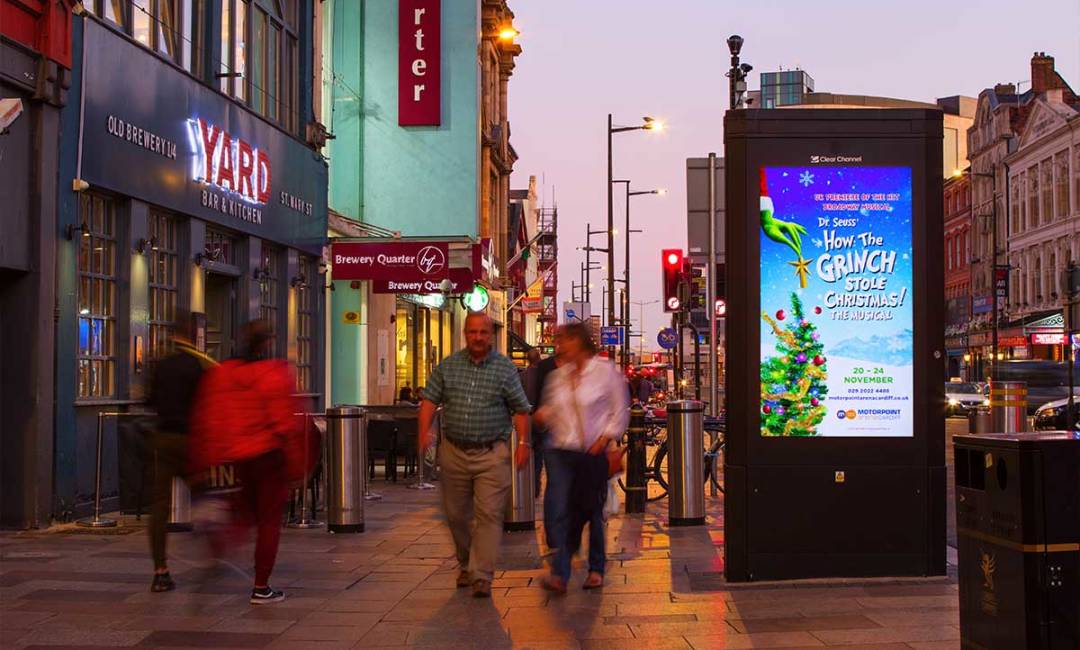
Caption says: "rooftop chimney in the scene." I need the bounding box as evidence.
[993,83,1016,95]
[1031,51,1056,93]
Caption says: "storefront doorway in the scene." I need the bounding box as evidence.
[205,273,238,361]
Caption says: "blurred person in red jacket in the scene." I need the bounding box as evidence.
[189,320,303,605]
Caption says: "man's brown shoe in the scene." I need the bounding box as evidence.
[472,579,492,598]
[456,570,471,588]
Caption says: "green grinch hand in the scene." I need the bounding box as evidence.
[761,206,807,259]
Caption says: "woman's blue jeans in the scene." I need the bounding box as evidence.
[544,448,607,581]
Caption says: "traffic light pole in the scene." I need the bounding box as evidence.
[707,152,719,415]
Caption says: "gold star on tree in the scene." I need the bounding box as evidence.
[788,256,811,288]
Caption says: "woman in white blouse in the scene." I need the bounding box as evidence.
[535,323,629,593]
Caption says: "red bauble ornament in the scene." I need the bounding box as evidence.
[814,306,822,315]
[762,405,772,414]
[776,309,786,321]
[813,355,825,366]
[811,397,820,407]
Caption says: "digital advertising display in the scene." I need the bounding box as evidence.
[759,166,914,437]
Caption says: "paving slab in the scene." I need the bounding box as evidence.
[0,482,961,649]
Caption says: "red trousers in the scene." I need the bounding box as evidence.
[235,450,288,586]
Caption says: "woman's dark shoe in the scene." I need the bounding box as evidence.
[151,572,176,593]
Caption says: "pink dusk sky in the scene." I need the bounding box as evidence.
[508,0,1079,347]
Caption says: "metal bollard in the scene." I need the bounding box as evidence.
[667,400,705,526]
[990,381,1027,433]
[625,404,647,514]
[166,477,193,532]
[78,412,119,528]
[504,426,535,531]
[287,413,324,529]
[325,406,366,533]
[968,407,992,434]
[408,410,437,491]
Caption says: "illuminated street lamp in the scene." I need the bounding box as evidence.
[613,178,665,368]
[607,114,663,350]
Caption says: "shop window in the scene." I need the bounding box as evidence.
[77,194,118,400]
[395,303,414,397]
[204,228,237,265]
[148,212,179,359]
[295,256,314,392]
[251,7,267,115]
[258,243,280,354]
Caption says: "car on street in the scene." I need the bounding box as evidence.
[945,382,988,417]
[1033,394,1080,431]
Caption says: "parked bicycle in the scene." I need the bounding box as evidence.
[617,416,724,502]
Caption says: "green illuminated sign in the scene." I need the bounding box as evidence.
[461,284,490,312]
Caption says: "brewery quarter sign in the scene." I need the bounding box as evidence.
[331,241,450,283]
[398,0,441,126]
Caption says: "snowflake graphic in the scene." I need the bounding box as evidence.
[799,171,814,187]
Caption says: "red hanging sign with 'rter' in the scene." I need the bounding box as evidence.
[398,0,441,126]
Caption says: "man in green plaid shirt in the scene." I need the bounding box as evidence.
[419,312,531,598]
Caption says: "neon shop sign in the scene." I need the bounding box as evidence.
[188,118,271,205]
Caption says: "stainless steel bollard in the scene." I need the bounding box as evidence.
[968,407,992,435]
[325,406,366,533]
[990,381,1027,433]
[287,413,324,529]
[504,427,535,531]
[166,477,192,532]
[667,400,705,526]
[77,412,119,528]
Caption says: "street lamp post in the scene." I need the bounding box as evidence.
[962,163,1010,380]
[613,179,664,368]
[607,114,662,356]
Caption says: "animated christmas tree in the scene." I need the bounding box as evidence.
[760,293,829,436]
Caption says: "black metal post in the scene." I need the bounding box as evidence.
[607,113,615,343]
[1067,261,1077,433]
[625,404,647,514]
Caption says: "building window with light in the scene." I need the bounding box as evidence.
[148,211,179,359]
[83,0,199,72]
[258,242,280,354]
[296,256,314,392]
[220,0,300,133]
[77,194,119,399]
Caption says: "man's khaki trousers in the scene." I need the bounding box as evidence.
[438,439,512,582]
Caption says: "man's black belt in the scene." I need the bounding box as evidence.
[446,436,507,451]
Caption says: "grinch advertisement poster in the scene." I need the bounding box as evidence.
[759,166,913,437]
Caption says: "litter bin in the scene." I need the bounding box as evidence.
[954,432,1080,649]
[667,400,705,526]
[504,427,535,531]
[968,407,992,434]
[990,381,1027,433]
[325,406,366,533]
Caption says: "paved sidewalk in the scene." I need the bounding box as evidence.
[0,484,959,649]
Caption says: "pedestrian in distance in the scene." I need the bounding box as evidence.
[189,320,304,605]
[536,323,629,593]
[418,312,532,598]
[145,310,215,593]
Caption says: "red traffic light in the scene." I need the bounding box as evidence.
[661,248,685,313]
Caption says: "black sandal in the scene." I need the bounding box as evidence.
[151,572,176,592]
